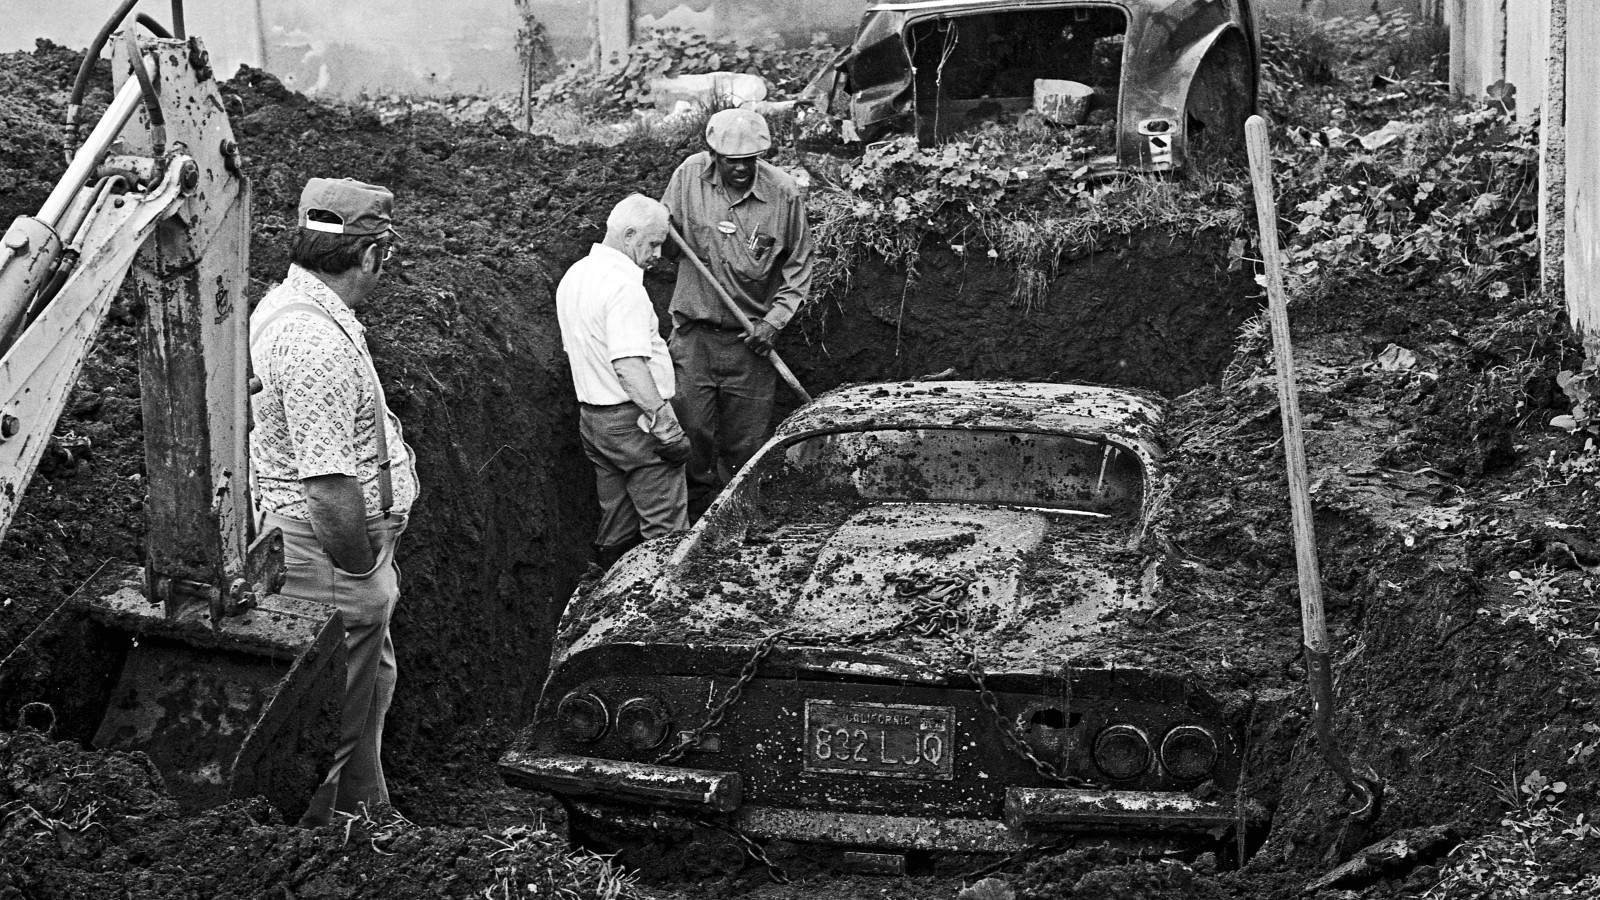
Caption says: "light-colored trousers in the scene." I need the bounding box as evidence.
[580,401,689,549]
[267,510,407,827]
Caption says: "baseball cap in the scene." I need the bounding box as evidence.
[705,108,771,157]
[298,177,397,238]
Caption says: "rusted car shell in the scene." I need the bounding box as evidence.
[814,0,1259,171]
[504,382,1262,856]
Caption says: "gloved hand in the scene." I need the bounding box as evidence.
[743,320,779,356]
[646,401,686,446]
[655,435,691,465]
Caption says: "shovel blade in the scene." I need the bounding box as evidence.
[84,561,344,817]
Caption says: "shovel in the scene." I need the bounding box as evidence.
[667,222,812,404]
[1246,114,1383,823]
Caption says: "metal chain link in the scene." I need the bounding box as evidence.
[955,633,1096,788]
[658,569,1096,789]
[655,629,789,764]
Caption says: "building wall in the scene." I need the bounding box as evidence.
[1503,0,1548,117]
[2,0,849,97]
[2,0,548,96]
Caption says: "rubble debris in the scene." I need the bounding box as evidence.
[1303,824,1463,893]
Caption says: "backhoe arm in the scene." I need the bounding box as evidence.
[0,31,270,617]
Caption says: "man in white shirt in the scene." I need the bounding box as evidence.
[557,194,690,570]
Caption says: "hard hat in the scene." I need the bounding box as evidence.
[705,108,771,157]
[298,177,397,237]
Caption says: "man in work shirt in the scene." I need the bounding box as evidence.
[557,194,690,570]
[249,177,419,827]
[662,107,814,517]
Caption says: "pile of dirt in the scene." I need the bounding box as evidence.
[0,726,651,898]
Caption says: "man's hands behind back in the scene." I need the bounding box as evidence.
[648,403,691,464]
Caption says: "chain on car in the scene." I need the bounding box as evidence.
[657,569,1098,790]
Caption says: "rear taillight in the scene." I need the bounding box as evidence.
[1092,724,1152,781]
[616,697,672,749]
[1160,725,1218,781]
[557,691,608,743]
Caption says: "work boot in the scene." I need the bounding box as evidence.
[591,536,644,574]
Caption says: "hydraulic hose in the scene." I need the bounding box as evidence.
[26,177,126,320]
[170,0,186,39]
[65,1,174,161]
[37,77,145,229]
[135,13,172,39]
[66,0,142,161]
[123,31,166,158]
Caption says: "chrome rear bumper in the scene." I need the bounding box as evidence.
[499,750,742,813]
[1005,786,1249,833]
[503,751,1259,852]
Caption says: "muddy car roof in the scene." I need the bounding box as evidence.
[774,381,1163,459]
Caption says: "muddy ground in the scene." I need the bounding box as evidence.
[1,21,1598,900]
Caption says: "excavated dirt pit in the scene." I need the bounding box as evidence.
[3,30,1598,900]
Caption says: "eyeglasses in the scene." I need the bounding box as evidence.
[376,243,396,264]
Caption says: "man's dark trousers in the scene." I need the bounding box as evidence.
[669,322,775,516]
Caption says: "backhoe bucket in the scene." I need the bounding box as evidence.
[84,562,344,815]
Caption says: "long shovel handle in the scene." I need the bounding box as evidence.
[1246,115,1382,823]
[666,222,813,404]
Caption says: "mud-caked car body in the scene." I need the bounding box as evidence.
[800,0,1258,172]
[502,382,1262,871]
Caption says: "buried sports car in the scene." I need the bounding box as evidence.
[798,0,1259,172]
[501,381,1264,874]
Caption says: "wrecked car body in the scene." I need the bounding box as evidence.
[502,382,1264,872]
[800,0,1259,173]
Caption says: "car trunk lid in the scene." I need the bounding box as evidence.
[777,502,1147,662]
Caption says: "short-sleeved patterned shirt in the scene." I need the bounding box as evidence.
[249,265,418,521]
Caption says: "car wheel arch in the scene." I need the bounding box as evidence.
[1178,25,1258,168]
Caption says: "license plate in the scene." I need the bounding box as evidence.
[803,700,955,780]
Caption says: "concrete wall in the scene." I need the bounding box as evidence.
[1503,0,1548,117]
[1568,0,1598,331]
[1449,0,1506,103]
[1447,0,1599,333]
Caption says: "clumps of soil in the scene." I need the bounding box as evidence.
[0,726,653,899]
[0,41,110,216]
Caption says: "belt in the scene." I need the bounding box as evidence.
[681,319,748,335]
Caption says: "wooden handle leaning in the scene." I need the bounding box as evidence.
[1245,114,1325,653]
[666,222,813,404]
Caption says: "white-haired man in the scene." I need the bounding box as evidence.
[557,194,690,570]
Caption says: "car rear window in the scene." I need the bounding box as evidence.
[906,6,1127,140]
[775,428,1142,515]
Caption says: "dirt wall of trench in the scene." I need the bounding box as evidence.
[771,229,1258,402]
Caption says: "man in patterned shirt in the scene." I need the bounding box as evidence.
[249,177,419,827]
